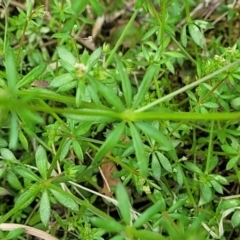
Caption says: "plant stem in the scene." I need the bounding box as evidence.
[135,59,240,112]
[205,120,214,174]
[105,5,142,68]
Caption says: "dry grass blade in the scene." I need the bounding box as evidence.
[0,223,58,240]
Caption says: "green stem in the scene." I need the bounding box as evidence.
[105,6,142,68]
[181,165,197,207]
[184,0,192,24]
[205,120,214,174]
[135,59,240,112]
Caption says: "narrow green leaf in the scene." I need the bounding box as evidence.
[156,152,172,173]
[176,165,183,186]
[0,148,17,161]
[5,47,17,93]
[93,122,125,164]
[35,145,48,179]
[59,139,72,161]
[221,144,237,155]
[9,112,18,150]
[87,75,125,111]
[90,217,123,232]
[116,183,131,225]
[5,227,25,239]
[134,200,164,228]
[40,190,51,226]
[50,73,74,88]
[129,122,148,177]
[88,47,102,69]
[151,153,161,180]
[18,129,29,151]
[15,185,39,209]
[17,64,47,88]
[6,171,23,190]
[180,24,187,47]
[188,23,205,48]
[135,122,173,151]
[131,228,166,240]
[57,46,76,66]
[15,166,40,182]
[72,139,83,161]
[50,188,79,212]
[231,210,240,228]
[226,156,239,170]
[115,56,132,108]
[132,65,157,109]
[199,184,213,206]
[184,161,203,174]
[210,179,223,194]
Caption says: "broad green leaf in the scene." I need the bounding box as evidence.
[5,47,17,94]
[135,122,173,151]
[116,183,131,225]
[57,80,77,92]
[109,235,124,240]
[35,145,48,179]
[6,171,23,190]
[188,23,205,48]
[132,65,157,109]
[87,75,125,111]
[5,227,25,239]
[88,47,102,69]
[50,73,74,88]
[93,122,125,165]
[57,46,76,66]
[156,152,172,173]
[40,190,51,226]
[180,24,187,47]
[218,199,240,211]
[115,56,132,108]
[226,156,239,170]
[131,229,166,240]
[129,122,148,177]
[15,166,40,182]
[231,210,240,228]
[50,188,79,212]
[202,102,219,108]
[141,26,158,41]
[210,179,223,194]
[151,153,161,180]
[9,112,18,150]
[51,33,72,40]
[90,217,123,232]
[15,185,39,209]
[134,200,164,228]
[221,144,237,155]
[76,79,86,107]
[59,138,72,161]
[18,129,29,151]
[0,148,17,161]
[72,139,83,161]
[212,174,228,185]
[184,162,203,174]
[17,64,47,88]
[176,165,183,186]
[199,184,213,206]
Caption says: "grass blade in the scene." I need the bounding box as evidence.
[129,122,148,177]
[115,55,132,108]
[92,121,125,165]
[132,65,157,109]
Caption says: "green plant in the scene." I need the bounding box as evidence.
[0,0,240,239]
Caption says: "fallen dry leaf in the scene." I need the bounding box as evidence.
[100,155,121,197]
